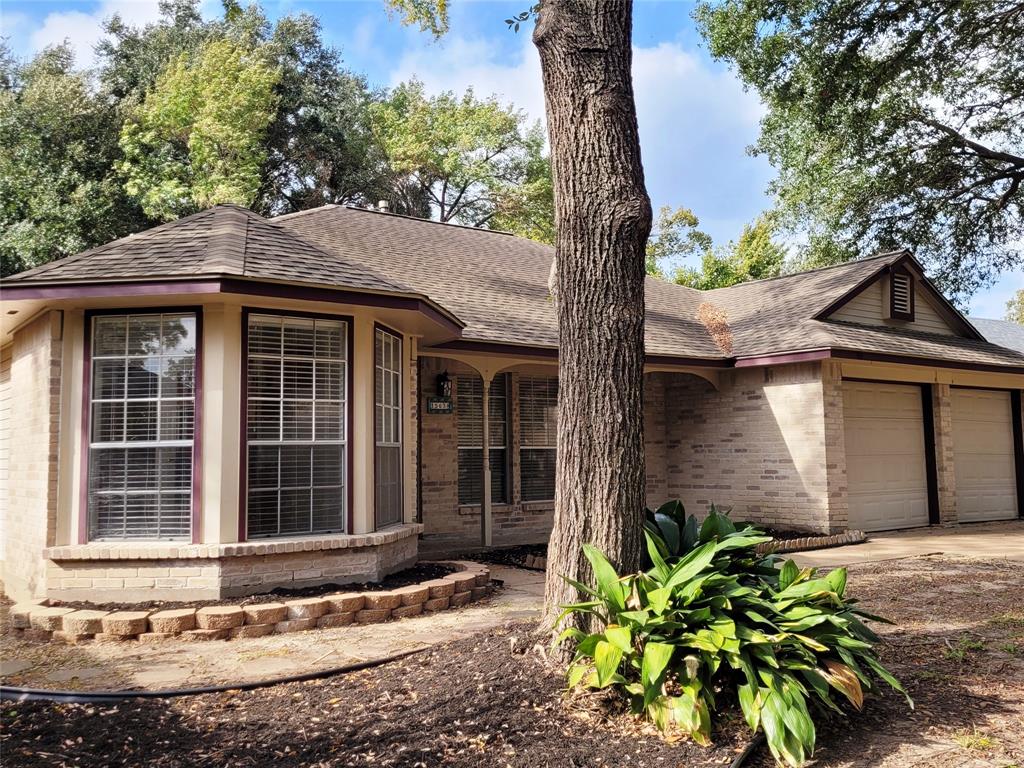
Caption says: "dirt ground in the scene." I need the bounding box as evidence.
[2,554,1023,767]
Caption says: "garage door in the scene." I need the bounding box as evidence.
[843,382,930,531]
[951,389,1018,522]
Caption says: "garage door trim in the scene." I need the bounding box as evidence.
[1008,390,1024,519]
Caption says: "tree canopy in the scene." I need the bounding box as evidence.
[1006,291,1024,324]
[371,79,552,232]
[696,0,1024,305]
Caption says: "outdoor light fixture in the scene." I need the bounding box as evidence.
[436,371,452,398]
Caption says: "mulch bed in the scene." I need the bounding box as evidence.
[2,622,753,767]
[454,544,548,568]
[48,563,456,613]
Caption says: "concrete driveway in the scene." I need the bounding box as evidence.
[793,519,1024,567]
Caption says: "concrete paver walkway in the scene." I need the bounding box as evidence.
[1,565,545,692]
[793,520,1024,567]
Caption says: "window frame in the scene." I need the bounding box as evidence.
[80,307,203,544]
[456,373,511,506]
[518,374,558,503]
[238,308,354,541]
[374,323,404,529]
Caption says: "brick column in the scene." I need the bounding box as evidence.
[820,361,849,533]
[931,383,958,525]
[5,310,63,600]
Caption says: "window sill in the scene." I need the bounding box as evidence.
[44,523,423,561]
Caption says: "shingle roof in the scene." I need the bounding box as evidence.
[5,204,413,296]
[8,203,1024,371]
[970,317,1024,355]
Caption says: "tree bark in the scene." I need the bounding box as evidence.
[533,0,651,645]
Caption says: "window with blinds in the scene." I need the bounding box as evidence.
[246,314,347,538]
[375,328,403,528]
[456,374,509,505]
[88,312,197,540]
[519,375,558,502]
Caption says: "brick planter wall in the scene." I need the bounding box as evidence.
[9,561,492,645]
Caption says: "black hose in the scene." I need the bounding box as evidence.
[729,733,766,768]
[0,646,428,704]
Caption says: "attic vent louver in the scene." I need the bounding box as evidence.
[890,268,914,320]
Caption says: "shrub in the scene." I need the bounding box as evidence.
[559,505,911,767]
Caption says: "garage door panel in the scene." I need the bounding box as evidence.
[952,389,1017,523]
[843,382,930,532]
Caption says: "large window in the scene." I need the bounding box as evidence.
[519,375,558,502]
[457,374,509,505]
[245,314,347,538]
[88,312,197,540]
[375,327,403,528]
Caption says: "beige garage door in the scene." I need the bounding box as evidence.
[952,389,1018,522]
[843,382,930,531]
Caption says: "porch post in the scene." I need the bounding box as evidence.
[481,374,493,547]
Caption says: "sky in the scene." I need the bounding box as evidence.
[2,0,1021,319]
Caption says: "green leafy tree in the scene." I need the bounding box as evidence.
[645,206,713,278]
[675,213,785,290]
[118,38,281,219]
[371,79,552,231]
[1006,290,1024,324]
[0,44,147,276]
[695,0,1024,304]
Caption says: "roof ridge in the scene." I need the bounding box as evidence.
[705,249,909,293]
[339,205,522,238]
[270,204,340,223]
[203,206,249,273]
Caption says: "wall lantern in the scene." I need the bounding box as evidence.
[436,371,452,398]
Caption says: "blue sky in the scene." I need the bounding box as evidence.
[3,0,1020,318]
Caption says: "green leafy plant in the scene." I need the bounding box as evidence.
[558,506,911,767]
[943,635,985,662]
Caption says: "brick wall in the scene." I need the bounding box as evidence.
[4,311,63,600]
[931,383,958,525]
[44,529,420,602]
[657,363,835,532]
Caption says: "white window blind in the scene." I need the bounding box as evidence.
[88,312,196,540]
[519,375,558,502]
[375,328,403,528]
[246,314,347,537]
[456,374,508,505]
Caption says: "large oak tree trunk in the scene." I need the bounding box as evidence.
[533,0,651,642]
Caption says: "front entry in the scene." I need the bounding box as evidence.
[843,381,930,531]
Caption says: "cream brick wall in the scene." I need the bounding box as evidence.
[931,383,958,525]
[658,363,836,532]
[3,311,62,600]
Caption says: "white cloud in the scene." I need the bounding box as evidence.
[28,0,165,68]
[386,35,771,244]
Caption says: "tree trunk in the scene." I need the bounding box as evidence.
[533,0,651,645]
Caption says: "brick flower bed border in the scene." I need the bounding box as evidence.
[7,561,492,645]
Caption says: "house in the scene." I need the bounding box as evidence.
[2,203,1022,604]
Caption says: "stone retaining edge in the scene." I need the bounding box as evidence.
[8,561,492,645]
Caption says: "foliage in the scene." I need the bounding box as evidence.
[674,213,785,290]
[645,206,713,278]
[558,506,911,767]
[1006,291,1024,324]
[371,79,553,235]
[0,44,147,276]
[695,0,1024,305]
[384,0,449,37]
[118,38,281,220]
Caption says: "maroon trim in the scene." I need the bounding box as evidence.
[813,252,912,321]
[889,265,916,321]
[346,319,355,535]
[373,322,404,531]
[734,349,833,368]
[645,354,731,368]
[4,277,463,336]
[1011,390,1024,519]
[81,306,204,544]
[430,339,559,359]
[830,348,1024,375]
[238,307,356,541]
[920,384,941,525]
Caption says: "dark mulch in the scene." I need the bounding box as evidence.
[48,563,456,613]
[1,623,752,768]
[467,544,548,568]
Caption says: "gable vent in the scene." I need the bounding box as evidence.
[890,269,914,320]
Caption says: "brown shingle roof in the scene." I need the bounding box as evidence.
[8,203,1024,371]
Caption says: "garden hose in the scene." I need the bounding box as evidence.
[729,733,767,768]
[0,646,428,704]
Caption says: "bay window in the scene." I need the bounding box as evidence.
[87,311,197,540]
[375,327,403,528]
[245,313,348,537]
